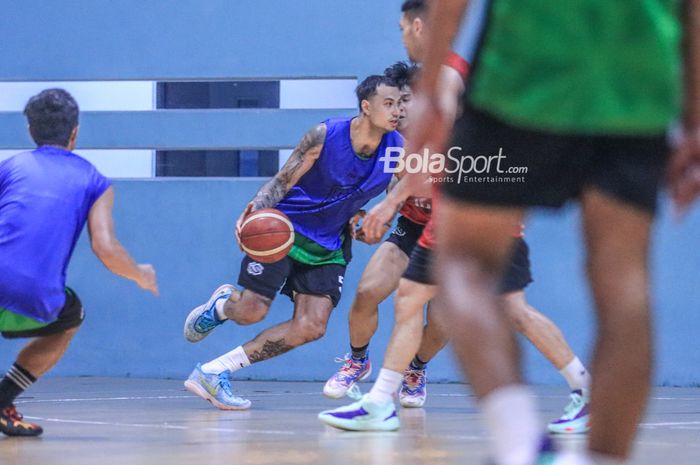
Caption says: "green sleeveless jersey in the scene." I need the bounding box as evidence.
[469,0,682,134]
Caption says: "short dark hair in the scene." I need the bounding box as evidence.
[355,75,397,110]
[384,61,420,89]
[24,88,79,147]
[401,0,428,18]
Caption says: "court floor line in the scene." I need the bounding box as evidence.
[16,415,700,449]
[20,415,488,442]
[16,392,700,405]
[16,395,193,404]
[22,416,306,436]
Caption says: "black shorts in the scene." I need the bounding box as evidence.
[500,238,533,294]
[237,239,352,308]
[402,244,434,285]
[444,104,669,214]
[402,239,533,292]
[385,215,425,257]
[2,288,85,339]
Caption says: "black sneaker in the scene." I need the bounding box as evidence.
[0,404,43,437]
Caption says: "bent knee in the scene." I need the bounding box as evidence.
[353,283,386,310]
[294,318,327,343]
[229,291,270,325]
[394,295,423,321]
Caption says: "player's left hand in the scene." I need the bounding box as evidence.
[235,202,254,250]
[669,125,700,215]
[362,199,399,243]
[348,210,366,240]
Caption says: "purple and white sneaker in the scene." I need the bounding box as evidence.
[548,389,590,434]
[323,354,372,399]
[318,394,399,431]
[399,366,427,408]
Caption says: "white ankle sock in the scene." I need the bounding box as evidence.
[201,346,250,374]
[367,368,403,404]
[215,299,228,321]
[481,384,540,465]
[560,357,591,391]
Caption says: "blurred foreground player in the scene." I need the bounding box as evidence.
[410,0,700,464]
[0,89,158,436]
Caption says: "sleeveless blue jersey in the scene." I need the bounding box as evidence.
[277,117,402,251]
[0,147,111,322]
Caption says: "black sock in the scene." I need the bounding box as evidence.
[0,363,36,409]
[410,356,428,370]
[350,344,369,360]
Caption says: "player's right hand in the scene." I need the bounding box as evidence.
[235,202,255,249]
[669,125,700,215]
[363,198,399,243]
[136,264,159,296]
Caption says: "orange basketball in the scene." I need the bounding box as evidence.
[239,208,295,263]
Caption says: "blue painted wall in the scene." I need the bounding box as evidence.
[2,180,698,386]
[0,0,406,150]
[1,0,698,387]
[0,0,405,81]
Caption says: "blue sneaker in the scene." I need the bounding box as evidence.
[318,394,399,431]
[323,353,372,399]
[548,389,590,434]
[399,366,427,408]
[184,363,251,410]
[184,284,236,342]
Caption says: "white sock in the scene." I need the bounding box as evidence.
[215,299,228,321]
[481,384,541,465]
[367,368,403,404]
[560,357,591,391]
[201,346,250,374]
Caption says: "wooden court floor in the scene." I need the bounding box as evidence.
[1,378,698,465]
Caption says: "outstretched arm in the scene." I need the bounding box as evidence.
[87,187,158,295]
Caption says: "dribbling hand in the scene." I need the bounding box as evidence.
[235,202,255,249]
[362,199,398,243]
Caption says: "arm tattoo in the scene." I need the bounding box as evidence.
[247,338,294,363]
[251,124,326,210]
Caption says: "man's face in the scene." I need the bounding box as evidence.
[363,84,401,132]
[399,13,424,63]
[397,85,414,133]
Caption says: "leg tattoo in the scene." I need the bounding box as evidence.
[247,339,294,363]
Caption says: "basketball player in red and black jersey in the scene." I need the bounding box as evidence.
[322,27,470,404]
[321,61,447,403]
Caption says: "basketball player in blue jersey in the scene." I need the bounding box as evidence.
[182,75,403,410]
[0,89,158,436]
